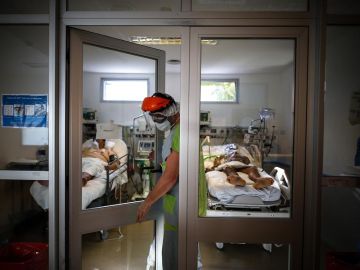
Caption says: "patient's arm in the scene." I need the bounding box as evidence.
[226,152,251,165]
[210,152,273,189]
[82,172,94,186]
[239,166,274,189]
[223,166,246,187]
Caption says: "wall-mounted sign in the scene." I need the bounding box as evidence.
[1,94,47,128]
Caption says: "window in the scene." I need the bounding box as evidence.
[101,78,149,102]
[201,79,239,103]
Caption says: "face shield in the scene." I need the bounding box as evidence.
[141,94,179,130]
[149,111,168,123]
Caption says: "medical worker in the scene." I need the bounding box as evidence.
[136,92,180,270]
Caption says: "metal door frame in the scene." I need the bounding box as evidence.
[67,28,166,269]
[186,26,309,270]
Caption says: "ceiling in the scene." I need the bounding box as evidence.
[1,25,295,75]
[80,26,295,75]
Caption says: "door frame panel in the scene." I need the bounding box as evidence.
[187,26,308,270]
[65,25,311,269]
[68,27,166,269]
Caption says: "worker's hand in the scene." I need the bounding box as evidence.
[136,200,152,223]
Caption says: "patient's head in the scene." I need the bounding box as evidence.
[96,139,106,149]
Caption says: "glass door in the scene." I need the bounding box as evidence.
[187,27,308,269]
[68,28,166,269]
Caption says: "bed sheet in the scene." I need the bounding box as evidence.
[206,168,281,204]
[81,171,127,209]
[30,169,127,210]
[30,138,128,210]
[202,143,281,205]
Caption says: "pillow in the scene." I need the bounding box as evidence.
[82,139,99,150]
[107,139,128,163]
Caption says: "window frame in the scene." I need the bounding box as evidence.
[100,78,150,103]
[200,78,239,103]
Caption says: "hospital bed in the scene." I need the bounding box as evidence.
[200,144,291,218]
[29,138,129,210]
[200,143,290,253]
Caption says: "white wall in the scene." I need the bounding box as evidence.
[84,71,184,126]
[83,72,156,126]
[276,64,294,154]
[165,73,181,102]
[201,69,294,154]
[0,70,48,167]
[84,69,294,155]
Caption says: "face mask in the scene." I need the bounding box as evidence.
[155,120,171,131]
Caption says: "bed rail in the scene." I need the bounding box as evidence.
[104,153,128,205]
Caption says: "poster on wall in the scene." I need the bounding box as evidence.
[1,94,47,128]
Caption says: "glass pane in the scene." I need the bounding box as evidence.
[82,44,157,209]
[102,79,149,101]
[321,26,360,267]
[327,0,360,14]
[82,221,155,269]
[68,0,180,12]
[0,0,48,14]
[199,242,290,269]
[0,25,49,269]
[192,0,307,12]
[199,39,294,218]
[201,79,239,103]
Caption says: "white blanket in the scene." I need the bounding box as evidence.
[81,171,127,209]
[30,162,128,210]
[202,143,280,204]
[30,138,128,210]
[206,169,281,204]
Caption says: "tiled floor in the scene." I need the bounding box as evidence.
[7,211,289,270]
[199,242,288,270]
[82,221,154,270]
[82,221,289,270]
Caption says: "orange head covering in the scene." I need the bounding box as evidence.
[141,93,175,113]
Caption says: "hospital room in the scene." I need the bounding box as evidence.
[0,18,359,270]
[77,27,294,269]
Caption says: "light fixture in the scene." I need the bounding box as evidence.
[130,36,181,45]
[167,59,181,65]
[130,36,218,45]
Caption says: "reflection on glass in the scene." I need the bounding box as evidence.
[199,39,294,218]
[0,25,49,266]
[82,44,157,209]
[68,0,180,12]
[0,0,49,14]
[82,221,155,269]
[327,0,360,14]
[321,26,360,257]
[199,242,289,269]
[323,26,360,176]
[192,0,307,11]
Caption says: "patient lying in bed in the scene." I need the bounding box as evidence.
[209,151,274,190]
[81,139,121,186]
